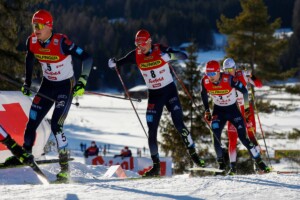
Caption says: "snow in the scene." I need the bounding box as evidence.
[1,86,300,199]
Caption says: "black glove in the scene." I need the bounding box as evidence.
[244,107,251,122]
[204,110,212,122]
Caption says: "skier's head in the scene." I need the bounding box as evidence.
[135,29,152,54]
[32,9,53,41]
[223,58,236,76]
[205,60,221,83]
[32,9,53,28]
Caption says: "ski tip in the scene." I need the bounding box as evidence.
[36,174,50,185]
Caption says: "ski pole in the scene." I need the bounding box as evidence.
[85,91,142,102]
[250,86,272,166]
[114,67,148,138]
[168,64,222,146]
[0,73,79,107]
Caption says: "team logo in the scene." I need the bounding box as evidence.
[32,37,37,44]
[146,115,153,122]
[147,104,155,110]
[56,101,65,108]
[29,110,37,120]
[54,39,59,45]
[33,96,41,105]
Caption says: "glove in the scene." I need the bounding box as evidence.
[21,83,31,96]
[161,53,171,62]
[73,75,87,97]
[244,70,252,77]
[108,58,117,69]
[244,107,251,122]
[204,110,212,122]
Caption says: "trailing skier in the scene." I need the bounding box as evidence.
[222,57,263,175]
[200,60,270,175]
[108,29,205,177]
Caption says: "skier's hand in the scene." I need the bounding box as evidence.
[244,107,251,122]
[161,53,171,62]
[108,58,117,69]
[204,110,212,122]
[21,83,31,96]
[73,75,87,97]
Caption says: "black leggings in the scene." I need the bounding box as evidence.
[23,77,75,149]
[146,82,194,156]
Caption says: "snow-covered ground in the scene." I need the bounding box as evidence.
[0,87,300,199]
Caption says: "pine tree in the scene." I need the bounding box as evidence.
[160,43,212,174]
[0,0,43,90]
[217,0,290,80]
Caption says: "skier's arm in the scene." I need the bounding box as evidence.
[231,76,249,109]
[200,78,210,111]
[160,45,188,60]
[24,37,35,87]
[61,36,93,79]
[244,70,263,88]
[115,50,137,67]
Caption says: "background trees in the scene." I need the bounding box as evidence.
[217,0,290,80]
[0,0,296,90]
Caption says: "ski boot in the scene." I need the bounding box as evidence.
[143,154,160,177]
[56,148,70,183]
[214,157,226,176]
[255,157,271,173]
[1,135,33,166]
[227,162,237,176]
[188,146,205,167]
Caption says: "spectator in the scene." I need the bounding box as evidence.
[84,141,99,158]
[114,146,132,159]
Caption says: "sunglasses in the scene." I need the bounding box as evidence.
[206,72,217,77]
[135,38,150,47]
[225,68,235,72]
[32,23,45,30]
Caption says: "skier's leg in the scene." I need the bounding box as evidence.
[143,94,164,177]
[50,80,74,181]
[0,125,33,165]
[165,86,204,167]
[230,106,270,173]
[227,122,238,175]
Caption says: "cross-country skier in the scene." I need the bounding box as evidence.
[108,29,205,177]
[222,58,263,175]
[200,60,270,174]
[0,125,33,165]
[5,9,93,182]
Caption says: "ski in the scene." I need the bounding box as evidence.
[189,167,224,173]
[276,171,300,174]
[0,158,74,169]
[28,160,49,184]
